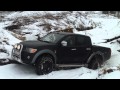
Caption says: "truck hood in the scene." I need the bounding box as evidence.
[20,40,55,48]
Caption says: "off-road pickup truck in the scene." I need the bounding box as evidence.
[11,32,111,75]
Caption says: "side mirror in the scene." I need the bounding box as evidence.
[61,41,67,46]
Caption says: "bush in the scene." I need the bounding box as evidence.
[5,24,21,30]
[55,27,73,33]
[13,17,35,25]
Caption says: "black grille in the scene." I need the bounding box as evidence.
[12,49,20,56]
[12,44,23,60]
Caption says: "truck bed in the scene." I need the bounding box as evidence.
[92,45,111,61]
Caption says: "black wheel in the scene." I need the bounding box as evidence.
[88,55,102,70]
[35,55,53,75]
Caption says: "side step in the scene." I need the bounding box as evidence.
[56,64,88,68]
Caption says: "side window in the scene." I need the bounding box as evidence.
[64,36,75,47]
[76,36,85,46]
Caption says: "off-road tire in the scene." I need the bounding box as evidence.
[35,55,53,75]
[88,55,103,70]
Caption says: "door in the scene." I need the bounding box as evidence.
[57,35,92,64]
[75,35,92,64]
[57,35,78,64]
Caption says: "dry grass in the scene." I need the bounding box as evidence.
[5,16,35,31]
[10,32,26,41]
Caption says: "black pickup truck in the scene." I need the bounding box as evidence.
[11,32,111,75]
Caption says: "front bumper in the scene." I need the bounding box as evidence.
[11,54,23,64]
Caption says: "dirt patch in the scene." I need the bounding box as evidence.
[56,28,73,33]
[0,49,7,53]
[10,32,26,41]
[5,25,21,30]
[0,59,21,66]
[76,26,93,31]
[0,59,10,65]
[103,35,120,43]
[5,17,36,31]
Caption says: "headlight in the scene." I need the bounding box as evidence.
[14,44,17,49]
[17,45,21,50]
[28,48,37,53]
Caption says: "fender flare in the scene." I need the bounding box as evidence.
[87,51,104,64]
[31,49,57,64]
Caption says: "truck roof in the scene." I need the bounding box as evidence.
[53,32,90,37]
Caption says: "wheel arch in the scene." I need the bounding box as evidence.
[87,51,104,64]
[31,49,57,64]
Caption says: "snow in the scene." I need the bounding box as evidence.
[6,11,66,19]
[101,71,120,79]
[0,53,8,59]
[0,65,99,79]
[0,11,120,79]
[0,22,21,59]
[75,18,120,44]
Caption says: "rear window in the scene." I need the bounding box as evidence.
[76,36,91,46]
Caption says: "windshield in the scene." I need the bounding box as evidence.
[40,33,65,43]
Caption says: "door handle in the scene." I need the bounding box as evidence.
[86,48,91,50]
[71,48,76,50]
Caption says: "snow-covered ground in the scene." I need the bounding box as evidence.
[0,11,120,79]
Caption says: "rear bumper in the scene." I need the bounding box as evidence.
[104,48,111,61]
